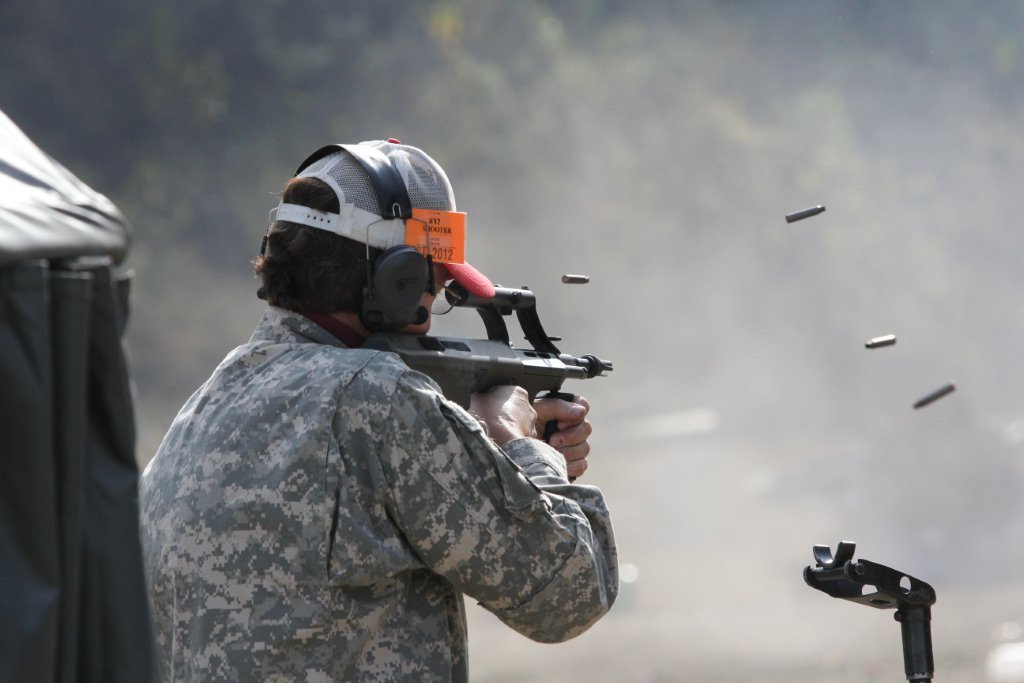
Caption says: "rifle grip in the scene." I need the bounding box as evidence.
[538,390,577,482]
[542,419,560,443]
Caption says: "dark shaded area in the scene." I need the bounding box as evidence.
[0,112,154,682]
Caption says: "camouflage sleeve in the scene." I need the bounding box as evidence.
[376,370,618,643]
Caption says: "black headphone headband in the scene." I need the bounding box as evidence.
[294,143,412,220]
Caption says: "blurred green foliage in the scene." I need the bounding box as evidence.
[5,0,1024,442]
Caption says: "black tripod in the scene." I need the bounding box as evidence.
[804,541,937,682]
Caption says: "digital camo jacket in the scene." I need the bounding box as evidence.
[139,307,618,682]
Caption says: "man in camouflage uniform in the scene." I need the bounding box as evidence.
[139,140,618,682]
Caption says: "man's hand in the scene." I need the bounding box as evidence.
[469,385,538,447]
[534,395,592,480]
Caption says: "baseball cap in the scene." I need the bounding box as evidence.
[274,139,495,299]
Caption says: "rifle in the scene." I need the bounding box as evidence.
[363,281,613,436]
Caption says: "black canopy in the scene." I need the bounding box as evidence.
[0,110,130,267]
[0,110,154,682]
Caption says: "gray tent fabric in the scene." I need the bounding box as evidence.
[0,109,129,268]
[1,111,155,682]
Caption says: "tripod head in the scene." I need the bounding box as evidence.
[804,541,937,682]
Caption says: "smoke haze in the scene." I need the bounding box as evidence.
[5,1,1024,679]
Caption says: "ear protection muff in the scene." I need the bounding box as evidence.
[360,246,431,331]
[293,143,431,332]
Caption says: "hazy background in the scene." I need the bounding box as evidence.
[5,1,1024,680]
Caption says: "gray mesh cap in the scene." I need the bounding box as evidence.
[275,139,494,298]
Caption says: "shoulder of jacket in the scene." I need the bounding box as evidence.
[319,345,442,403]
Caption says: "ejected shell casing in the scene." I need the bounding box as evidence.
[785,205,826,223]
[865,334,897,349]
[561,274,590,284]
[913,382,956,409]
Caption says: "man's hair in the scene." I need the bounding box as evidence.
[255,177,382,313]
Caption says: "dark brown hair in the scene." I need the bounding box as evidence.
[254,177,382,312]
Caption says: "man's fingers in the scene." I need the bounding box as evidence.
[546,420,592,449]
[535,394,589,431]
[566,456,589,480]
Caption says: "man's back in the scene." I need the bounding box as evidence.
[140,307,617,682]
[141,308,470,681]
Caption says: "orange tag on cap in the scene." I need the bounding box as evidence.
[406,209,466,264]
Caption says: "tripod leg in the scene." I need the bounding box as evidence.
[897,606,934,682]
